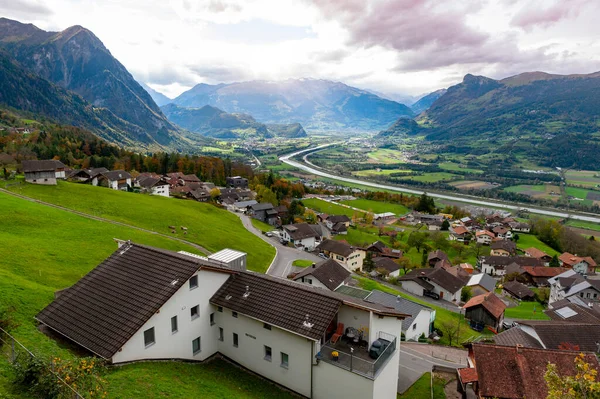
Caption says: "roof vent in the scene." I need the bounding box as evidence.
[171,279,179,286]
[243,286,250,298]
[397,295,401,302]
[225,295,232,300]
[302,314,314,328]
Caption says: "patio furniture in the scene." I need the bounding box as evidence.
[331,323,345,344]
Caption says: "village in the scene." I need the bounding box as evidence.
[5,158,600,398]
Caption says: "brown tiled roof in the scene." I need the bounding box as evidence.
[327,215,350,224]
[463,292,506,319]
[491,240,516,253]
[481,256,544,269]
[451,226,469,235]
[457,367,478,384]
[373,257,400,274]
[545,303,600,324]
[428,250,449,263]
[476,230,495,238]
[294,259,350,290]
[182,174,201,182]
[522,266,567,277]
[524,247,549,259]
[472,343,600,399]
[503,280,535,300]
[493,326,543,348]
[492,226,509,235]
[399,267,465,293]
[22,159,65,172]
[559,252,593,267]
[36,243,232,359]
[283,223,319,240]
[101,170,132,181]
[317,239,355,257]
[517,321,600,352]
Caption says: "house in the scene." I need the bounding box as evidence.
[249,203,278,225]
[492,226,512,240]
[274,205,289,220]
[457,343,600,399]
[434,261,470,282]
[136,176,170,197]
[466,273,496,296]
[22,160,66,185]
[373,212,395,222]
[545,297,600,324]
[428,250,449,267]
[559,252,597,275]
[364,241,402,260]
[524,247,552,266]
[230,200,258,213]
[449,225,470,242]
[460,217,473,229]
[68,167,109,182]
[475,230,495,245]
[372,257,401,277]
[366,290,436,341]
[292,259,350,290]
[398,268,466,302]
[188,187,211,202]
[502,280,535,301]
[226,176,248,189]
[281,223,320,251]
[459,263,474,275]
[324,215,351,231]
[494,320,600,352]
[463,292,506,331]
[36,241,406,399]
[317,239,364,271]
[548,269,600,304]
[490,240,516,257]
[96,170,132,191]
[508,221,531,232]
[479,256,543,277]
[519,266,567,287]
[182,174,201,185]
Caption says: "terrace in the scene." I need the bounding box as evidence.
[316,331,397,379]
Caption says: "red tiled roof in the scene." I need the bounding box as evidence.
[463,292,507,319]
[522,266,567,277]
[452,226,469,235]
[525,247,549,259]
[457,367,478,384]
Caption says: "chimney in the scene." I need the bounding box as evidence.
[312,263,316,268]
[516,344,523,353]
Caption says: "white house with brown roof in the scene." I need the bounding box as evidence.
[559,252,597,275]
[281,223,320,250]
[475,230,495,245]
[22,160,67,185]
[317,239,365,271]
[398,268,465,302]
[293,259,351,290]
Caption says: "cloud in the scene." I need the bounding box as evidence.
[510,0,593,30]
[187,64,249,83]
[0,0,53,17]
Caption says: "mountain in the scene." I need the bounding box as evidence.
[161,104,307,139]
[172,79,414,131]
[140,82,172,106]
[411,89,447,114]
[377,118,422,137]
[0,18,182,149]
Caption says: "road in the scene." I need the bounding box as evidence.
[280,145,600,224]
[398,343,467,393]
[234,212,322,277]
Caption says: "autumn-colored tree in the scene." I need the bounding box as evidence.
[545,353,600,399]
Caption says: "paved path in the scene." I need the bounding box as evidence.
[234,212,321,277]
[0,188,211,254]
[281,145,600,223]
[398,343,467,394]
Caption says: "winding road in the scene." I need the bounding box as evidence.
[280,145,600,224]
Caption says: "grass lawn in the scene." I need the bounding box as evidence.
[439,162,483,174]
[504,301,550,320]
[2,180,275,273]
[565,220,600,232]
[354,169,413,177]
[515,234,559,256]
[406,172,458,183]
[302,198,364,218]
[292,259,314,267]
[504,185,546,193]
[340,199,409,215]
[336,227,392,247]
[250,218,273,233]
[397,372,446,399]
[355,278,491,346]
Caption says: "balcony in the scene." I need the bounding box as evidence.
[316,331,397,379]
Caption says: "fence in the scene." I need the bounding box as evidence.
[0,327,84,399]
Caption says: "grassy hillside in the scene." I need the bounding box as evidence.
[2,180,275,272]
[302,198,364,218]
[340,199,409,215]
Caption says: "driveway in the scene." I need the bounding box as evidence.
[235,213,321,277]
[398,343,467,393]
[378,279,462,313]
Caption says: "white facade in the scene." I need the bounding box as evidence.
[281,230,317,251]
[326,249,365,272]
[150,184,169,197]
[476,232,493,245]
[404,309,435,342]
[295,275,330,290]
[480,262,507,277]
[112,269,230,363]
[399,280,427,297]
[400,279,461,301]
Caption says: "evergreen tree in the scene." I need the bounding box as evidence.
[549,254,560,267]
[441,219,450,231]
[363,252,375,272]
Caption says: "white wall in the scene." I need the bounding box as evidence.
[313,360,374,399]
[405,310,433,341]
[295,275,329,290]
[337,305,370,339]
[400,281,425,297]
[151,185,170,197]
[112,269,230,363]
[217,307,314,398]
[369,313,403,399]
[430,282,460,302]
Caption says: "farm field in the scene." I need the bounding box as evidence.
[565,170,600,188]
[504,184,562,201]
[366,149,408,164]
[1,180,275,272]
[340,199,409,215]
[565,220,600,232]
[302,198,364,218]
[438,162,484,174]
[353,169,412,177]
[450,180,498,190]
[404,172,459,183]
[515,234,559,256]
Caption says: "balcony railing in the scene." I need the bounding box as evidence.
[316,331,397,379]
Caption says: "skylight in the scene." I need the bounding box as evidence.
[555,307,577,319]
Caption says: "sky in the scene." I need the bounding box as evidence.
[3,0,600,101]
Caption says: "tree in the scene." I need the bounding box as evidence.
[303,209,317,224]
[535,287,550,304]
[438,319,460,347]
[450,241,466,257]
[421,249,428,267]
[461,286,473,302]
[408,231,429,253]
[513,233,520,242]
[550,254,560,267]
[209,187,221,201]
[396,256,413,275]
[545,353,600,399]
[441,219,450,231]
[363,252,375,272]
[365,212,374,224]
[415,193,436,214]
[431,231,449,251]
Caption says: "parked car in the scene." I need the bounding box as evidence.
[423,290,440,300]
[318,253,328,260]
[369,338,391,359]
[265,232,273,237]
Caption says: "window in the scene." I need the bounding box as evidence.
[217,306,223,312]
[581,293,585,298]
[307,278,312,284]
[587,293,591,299]
[232,311,238,318]
[413,324,417,331]
[280,352,289,369]
[171,316,178,333]
[210,313,215,326]
[264,346,272,361]
[143,327,155,347]
[189,275,198,289]
[595,294,598,299]
[192,337,201,355]
[218,328,224,341]
[233,333,239,347]
[263,323,271,330]
[191,305,199,320]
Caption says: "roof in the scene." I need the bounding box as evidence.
[399,267,465,293]
[476,230,495,238]
[331,222,347,233]
[490,240,516,253]
[293,259,351,290]
[502,280,535,299]
[517,321,600,352]
[463,292,507,319]
[317,239,356,257]
[428,250,449,263]
[480,256,544,268]
[492,226,509,234]
[457,368,478,384]
[182,174,201,182]
[35,243,232,359]
[327,215,350,224]
[283,223,320,240]
[137,176,168,189]
[546,302,600,324]
[208,249,246,264]
[471,343,600,399]
[559,252,596,267]
[101,170,132,181]
[522,266,566,278]
[373,257,400,273]
[233,200,258,208]
[493,326,544,348]
[333,285,371,299]
[251,203,274,211]
[451,226,469,235]
[548,269,578,285]
[366,290,432,331]
[467,273,496,293]
[525,247,550,259]
[22,159,65,172]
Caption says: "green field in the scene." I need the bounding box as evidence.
[565,219,600,232]
[292,259,314,267]
[566,187,592,199]
[340,199,409,215]
[504,301,550,320]
[565,170,600,188]
[250,218,273,233]
[302,198,364,218]
[439,162,484,174]
[366,149,406,164]
[406,172,459,183]
[2,181,275,272]
[515,234,559,256]
[504,185,546,193]
[397,372,446,399]
[353,169,412,177]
